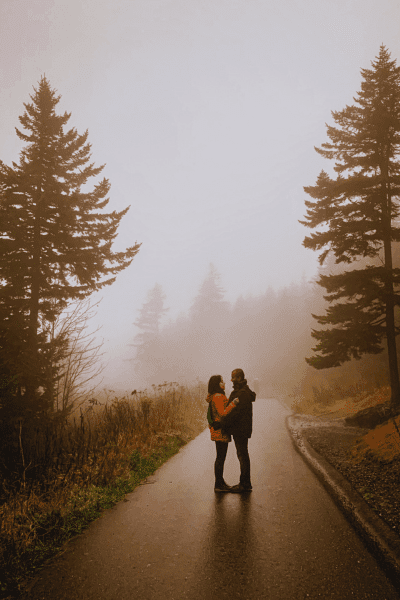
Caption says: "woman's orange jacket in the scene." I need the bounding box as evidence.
[206,392,237,442]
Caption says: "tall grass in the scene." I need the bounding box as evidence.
[291,377,392,417]
[0,382,207,598]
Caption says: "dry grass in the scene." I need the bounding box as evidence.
[350,414,400,463]
[0,382,207,597]
[292,384,391,419]
[292,382,400,463]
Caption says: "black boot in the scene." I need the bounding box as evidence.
[214,480,232,492]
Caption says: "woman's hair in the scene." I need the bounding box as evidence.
[208,374,223,395]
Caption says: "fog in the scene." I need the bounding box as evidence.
[2,0,400,392]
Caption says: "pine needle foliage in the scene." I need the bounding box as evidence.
[300,46,400,408]
[0,76,140,410]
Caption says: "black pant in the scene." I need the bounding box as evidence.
[233,435,251,488]
[214,441,228,485]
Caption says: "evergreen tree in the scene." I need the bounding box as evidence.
[301,46,400,409]
[134,283,168,344]
[0,77,140,410]
[189,264,231,375]
[190,263,229,325]
[132,283,169,386]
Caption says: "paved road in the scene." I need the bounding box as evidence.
[25,399,399,599]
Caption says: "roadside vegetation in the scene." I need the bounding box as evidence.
[0,382,207,599]
[292,381,400,461]
[290,377,391,418]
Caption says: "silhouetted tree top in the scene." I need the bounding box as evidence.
[0,76,140,408]
[301,46,400,409]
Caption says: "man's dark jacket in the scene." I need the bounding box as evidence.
[220,379,256,438]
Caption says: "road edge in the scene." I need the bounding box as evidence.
[286,414,400,591]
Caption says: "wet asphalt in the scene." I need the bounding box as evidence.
[24,399,400,599]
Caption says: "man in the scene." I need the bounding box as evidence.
[219,368,256,493]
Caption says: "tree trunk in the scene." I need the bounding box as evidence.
[384,276,400,409]
[381,168,400,411]
[26,187,43,407]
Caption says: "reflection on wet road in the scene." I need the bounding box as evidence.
[26,399,399,599]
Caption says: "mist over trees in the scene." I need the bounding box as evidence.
[301,46,400,410]
[132,283,169,385]
[130,264,353,399]
[131,265,233,386]
[132,48,400,402]
[0,77,140,418]
[130,257,392,407]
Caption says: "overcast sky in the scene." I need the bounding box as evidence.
[2,0,400,388]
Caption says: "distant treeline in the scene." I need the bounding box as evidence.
[130,263,389,405]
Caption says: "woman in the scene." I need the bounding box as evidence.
[206,375,238,493]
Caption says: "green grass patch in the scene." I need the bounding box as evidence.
[0,435,185,599]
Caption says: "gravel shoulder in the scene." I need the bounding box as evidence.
[296,415,400,538]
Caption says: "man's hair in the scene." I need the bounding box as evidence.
[232,368,245,381]
[208,374,223,395]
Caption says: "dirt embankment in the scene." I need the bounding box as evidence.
[295,386,400,536]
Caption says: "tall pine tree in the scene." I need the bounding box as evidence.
[189,264,231,376]
[190,263,229,325]
[132,283,169,387]
[301,46,400,409]
[133,283,168,345]
[0,77,140,411]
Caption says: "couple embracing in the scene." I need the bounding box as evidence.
[207,369,256,493]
